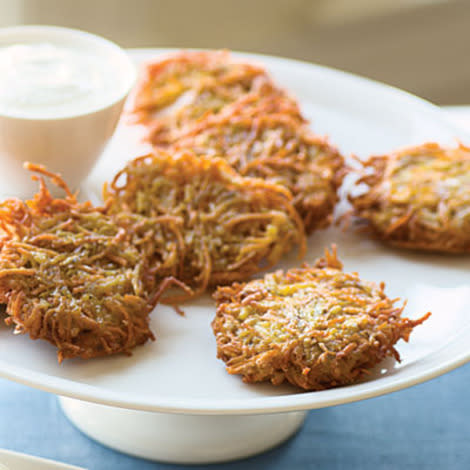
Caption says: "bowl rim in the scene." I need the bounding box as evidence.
[0,24,136,121]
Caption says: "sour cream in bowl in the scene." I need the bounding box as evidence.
[0,25,136,198]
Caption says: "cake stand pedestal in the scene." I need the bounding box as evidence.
[60,397,307,464]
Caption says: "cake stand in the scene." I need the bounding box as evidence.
[0,50,469,464]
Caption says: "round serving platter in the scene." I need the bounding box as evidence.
[0,49,469,463]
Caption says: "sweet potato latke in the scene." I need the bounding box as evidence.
[212,247,430,390]
[130,50,302,145]
[0,164,179,362]
[174,108,345,233]
[349,143,470,253]
[104,151,306,301]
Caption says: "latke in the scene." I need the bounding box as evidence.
[212,247,429,390]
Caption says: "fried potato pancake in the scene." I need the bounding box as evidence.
[212,247,430,390]
[104,151,306,301]
[130,50,302,145]
[0,164,179,361]
[174,107,345,233]
[349,143,470,252]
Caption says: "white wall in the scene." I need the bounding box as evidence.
[0,0,23,26]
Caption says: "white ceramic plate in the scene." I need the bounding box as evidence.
[0,49,468,415]
[0,449,84,470]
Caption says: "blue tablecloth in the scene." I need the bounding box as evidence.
[2,108,470,469]
[1,364,470,469]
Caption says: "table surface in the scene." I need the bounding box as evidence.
[1,108,469,470]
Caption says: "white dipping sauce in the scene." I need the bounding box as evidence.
[0,42,119,118]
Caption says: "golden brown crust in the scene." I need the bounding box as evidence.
[349,142,470,253]
[173,104,345,233]
[0,164,179,362]
[212,246,430,390]
[103,151,306,302]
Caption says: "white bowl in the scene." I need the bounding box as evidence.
[0,25,136,198]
